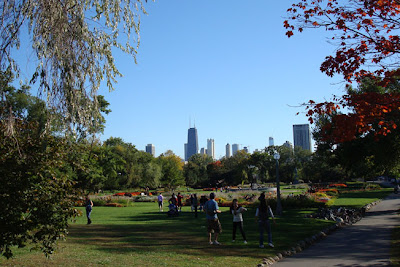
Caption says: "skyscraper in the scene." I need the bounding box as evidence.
[186,127,198,160]
[232,144,239,155]
[269,137,274,147]
[207,138,215,159]
[200,147,207,155]
[145,144,155,156]
[226,143,231,158]
[293,124,311,151]
[184,143,188,161]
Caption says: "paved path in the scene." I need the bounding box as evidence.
[273,193,400,267]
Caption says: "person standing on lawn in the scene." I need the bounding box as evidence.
[85,195,94,225]
[230,199,247,244]
[199,195,207,211]
[169,193,178,213]
[204,192,222,245]
[255,192,276,248]
[193,193,198,218]
[158,193,164,212]
[177,192,184,212]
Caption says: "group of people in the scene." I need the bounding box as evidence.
[86,191,276,248]
[204,192,276,248]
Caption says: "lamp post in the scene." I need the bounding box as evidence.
[248,165,256,189]
[274,152,282,215]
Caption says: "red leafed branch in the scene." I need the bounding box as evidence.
[305,92,400,143]
[285,0,400,85]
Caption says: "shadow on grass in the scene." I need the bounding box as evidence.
[68,208,333,260]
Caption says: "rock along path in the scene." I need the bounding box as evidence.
[273,193,400,267]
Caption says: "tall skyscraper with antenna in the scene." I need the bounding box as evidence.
[186,126,198,161]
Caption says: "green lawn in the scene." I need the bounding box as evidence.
[0,203,333,267]
[392,226,400,266]
[329,188,392,208]
[0,189,392,267]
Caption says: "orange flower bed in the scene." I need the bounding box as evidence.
[203,188,216,191]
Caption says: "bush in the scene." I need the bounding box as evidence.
[134,196,157,202]
[92,199,107,206]
[267,195,326,209]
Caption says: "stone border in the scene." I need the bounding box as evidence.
[257,200,381,267]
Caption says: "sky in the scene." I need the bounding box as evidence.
[17,1,347,159]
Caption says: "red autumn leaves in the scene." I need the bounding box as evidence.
[284,0,400,143]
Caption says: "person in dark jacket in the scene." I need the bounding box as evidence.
[255,192,276,248]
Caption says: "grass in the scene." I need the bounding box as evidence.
[0,203,333,267]
[0,188,392,267]
[329,188,392,208]
[392,226,400,266]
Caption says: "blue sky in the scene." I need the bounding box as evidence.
[14,1,346,159]
[98,0,345,159]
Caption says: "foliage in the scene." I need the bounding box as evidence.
[0,121,79,259]
[285,1,400,145]
[285,0,400,85]
[309,78,400,179]
[183,154,213,187]
[157,150,184,189]
[1,0,147,136]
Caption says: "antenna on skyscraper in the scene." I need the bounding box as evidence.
[194,118,196,128]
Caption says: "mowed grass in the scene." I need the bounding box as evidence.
[392,226,400,266]
[0,203,333,267]
[330,188,393,207]
[1,189,392,267]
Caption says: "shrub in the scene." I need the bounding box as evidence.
[266,196,325,209]
[134,196,157,202]
[92,199,107,206]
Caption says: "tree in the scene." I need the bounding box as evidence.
[0,122,79,259]
[1,0,146,136]
[285,0,400,143]
[310,79,400,179]
[158,151,184,189]
[183,154,213,187]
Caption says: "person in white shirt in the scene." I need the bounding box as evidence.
[158,193,164,212]
[230,199,247,244]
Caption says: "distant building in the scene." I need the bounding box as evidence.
[207,139,215,159]
[184,143,188,161]
[269,137,274,147]
[226,143,231,158]
[232,144,240,155]
[186,127,199,160]
[243,146,249,153]
[145,144,155,156]
[200,147,207,155]
[293,124,311,151]
[283,141,293,150]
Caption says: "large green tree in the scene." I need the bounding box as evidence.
[0,74,79,258]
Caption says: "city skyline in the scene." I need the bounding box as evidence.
[143,123,309,160]
[87,1,343,159]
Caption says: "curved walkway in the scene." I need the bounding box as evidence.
[273,193,400,267]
